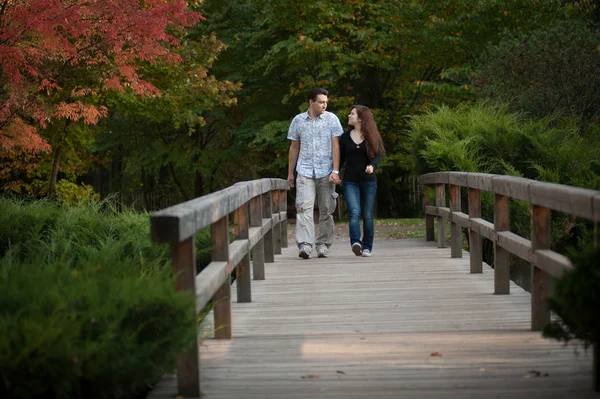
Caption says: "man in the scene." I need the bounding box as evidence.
[287,87,343,259]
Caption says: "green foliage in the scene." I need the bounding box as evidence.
[0,254,196,399]
[543,244,600,348]
[55,180,101,205]
[474,20,600,126]
[97,30,242,199]
[408,102,600,250]
[0,196,167,264]
[193,0,575,216]
[409,102,600,189]
[0,197,215,398]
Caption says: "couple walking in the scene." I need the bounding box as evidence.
[287,87,385,259]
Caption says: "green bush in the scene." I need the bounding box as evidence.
[473,20,600,126]
[409,102,600,189]
[0,196,214,398]
[408,102,600,252]
[55,180,100,206]
[0,252,196,399]
[543,244,600,348]
[0,196,213,271]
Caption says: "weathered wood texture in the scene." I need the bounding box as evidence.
[494,193,510,295]
[420,172,597,288]
[468,188,482,274]
[149,178,290,396]
[424,185,435,241]
[420,172,599,390]
[171,237,200,397]
[435,184,447,248]
[449,184,462,258]
[149,239,594,399]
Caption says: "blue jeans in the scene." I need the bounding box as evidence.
[343,180,377,251]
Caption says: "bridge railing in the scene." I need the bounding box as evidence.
[150,178,290,397]
[419,171,599,391]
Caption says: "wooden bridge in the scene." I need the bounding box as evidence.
[148,173,599,398]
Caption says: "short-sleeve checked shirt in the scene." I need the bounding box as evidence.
[287,110,343,179]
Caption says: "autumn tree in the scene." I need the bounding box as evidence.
[97,31,241,201]
[0,0,202,195]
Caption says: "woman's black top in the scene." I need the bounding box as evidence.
[339,131,381,183]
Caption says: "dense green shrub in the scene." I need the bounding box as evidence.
[0,252,196,399]
[0,197,214,398]
[409,102,600,190]
[55,180,101,205]
[543,244,600,348]
[473,20,600,126]
[408,102,600,252]
[0,196,213,268]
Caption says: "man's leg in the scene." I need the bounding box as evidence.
[315,175,336,252]
[295,175,316,257]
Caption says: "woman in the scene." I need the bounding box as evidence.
[338,105,385,257]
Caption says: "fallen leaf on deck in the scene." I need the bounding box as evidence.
[337,370,346,375]
[430,352,442,357]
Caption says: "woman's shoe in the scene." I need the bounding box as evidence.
[352,243,362,256]
[362,249,371,257]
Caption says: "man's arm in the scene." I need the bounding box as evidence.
[329,136,341,184]
[287,140,300,187]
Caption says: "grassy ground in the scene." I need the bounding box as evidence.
[331,218,427,240]
[373,218,427,239]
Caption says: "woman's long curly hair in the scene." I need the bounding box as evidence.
[352,105,386,160]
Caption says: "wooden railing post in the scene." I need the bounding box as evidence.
[494,194,510,294]
[436,183,447,248]
[531,205,551,331]
[262,191,275,263]
[171,237,200,397]
[595,221,599,392]
[212,215,232,339]
[272,190,282,254]
[424,185,435,241]
[468,188,483,273]
[449,184,462,258]
[280,190,288,248]
[249,196,265,280]
[234,203,251,303]
[594,344,599,392]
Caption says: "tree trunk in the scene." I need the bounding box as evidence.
[141,166,147,210]
[48,146,62,197]
[98,163,105,198]
[194,170,204,198]
[168,162,190,201]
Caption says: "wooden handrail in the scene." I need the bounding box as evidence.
[419,171,600,391]
[150,178,290,397]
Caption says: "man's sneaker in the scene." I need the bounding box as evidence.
[317,245,329,258]
[299,245,312,259]
[352,243,363,256]
[362,249,372,257]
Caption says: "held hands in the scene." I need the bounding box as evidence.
[329,172,341,185]
[365,165,374,174]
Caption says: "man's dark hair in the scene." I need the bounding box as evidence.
[308,87,328,103]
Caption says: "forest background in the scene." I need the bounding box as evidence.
[2,0,600,217]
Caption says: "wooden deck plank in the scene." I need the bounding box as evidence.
[149,238,594,398]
